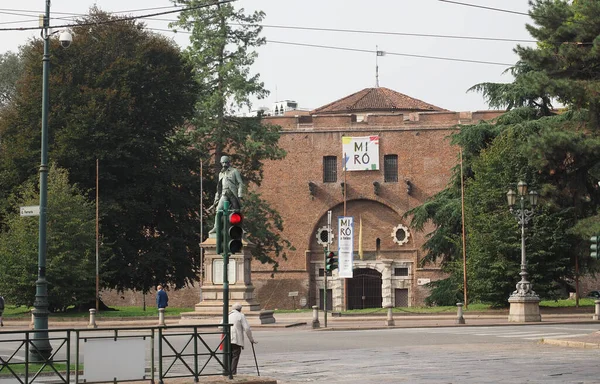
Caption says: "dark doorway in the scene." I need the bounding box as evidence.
[347,268,382,309]
[395,288,408,307]
[319,289,332,311]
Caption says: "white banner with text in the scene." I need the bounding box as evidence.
[338,216,354,278]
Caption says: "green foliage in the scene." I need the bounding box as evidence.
[0,51,22,109]
[471,0,600,126]
[424,276,463,306]
[412,0,600,306]
[0,165,95,311]
[0,9,201,293]
[171,1,293,265]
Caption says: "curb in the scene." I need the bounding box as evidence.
[542,339,600,348]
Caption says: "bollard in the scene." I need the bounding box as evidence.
[158,308,166,326]
[88,308,98,328]
[456,303,465,324]
[30,310,34,330]
[594,300,600,321]
[312,305,320,329]
[385,304,395,326]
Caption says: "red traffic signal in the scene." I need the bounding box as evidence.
[228,212,244,254]
[229,212,243,225]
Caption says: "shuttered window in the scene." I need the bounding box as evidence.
[323,156,337,183]
[384,155,398,182]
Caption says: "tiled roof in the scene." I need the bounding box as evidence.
[311,87,446,114]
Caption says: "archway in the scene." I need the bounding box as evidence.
[347,268,382,310]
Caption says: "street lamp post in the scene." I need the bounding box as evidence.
[31,1,72,361]
[506,181,541,322]
[30,0,54,361]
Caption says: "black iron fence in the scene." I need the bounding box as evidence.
[0,324,231,384]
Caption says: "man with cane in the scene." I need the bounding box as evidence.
[229,303,257,375]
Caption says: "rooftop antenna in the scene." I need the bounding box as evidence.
[376,46,386,87]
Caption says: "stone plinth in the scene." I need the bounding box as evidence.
[179,237,264,324]
[508,294,541,322]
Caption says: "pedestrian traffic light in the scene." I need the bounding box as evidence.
[591,235,600,259]
[228,212,244,254]
[216,210,224,254]
[326,251,338,272]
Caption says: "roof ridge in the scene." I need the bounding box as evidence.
[352,88,375,110]
[311,87,446,114]
[378,87,398,109]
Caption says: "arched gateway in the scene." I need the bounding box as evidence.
[347,268,383,309]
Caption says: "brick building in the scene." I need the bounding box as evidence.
[250,87,504,311]
[101,87,506,310]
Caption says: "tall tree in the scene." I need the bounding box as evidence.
[171,1,292,265]
[0,165,95,311]
[0,51,22,110]
[409,0,600,305]
[0,9,201,293]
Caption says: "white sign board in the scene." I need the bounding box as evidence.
[84,338,146,381]
[212,259,236,285]
[338,216,354,278]
[20,206,40,217]
[342,136,380,171]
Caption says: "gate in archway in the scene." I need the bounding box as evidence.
[347,268,382,310]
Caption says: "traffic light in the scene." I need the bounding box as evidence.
[326,252,338,272]
[228,212,244,254]
[216,210,224,254]
[591,236,600,259]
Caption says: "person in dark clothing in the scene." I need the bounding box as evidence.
[0,296,4,326]
[156,285,168,310]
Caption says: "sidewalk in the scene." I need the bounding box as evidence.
[5,308,600,346]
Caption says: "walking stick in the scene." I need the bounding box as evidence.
[251,342,260,376]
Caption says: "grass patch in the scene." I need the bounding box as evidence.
[0,363,81,376]
[3,305,192,319]
[540,298,595,307]
[3,298,595,320]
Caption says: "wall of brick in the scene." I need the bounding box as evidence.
[251,116,469,309]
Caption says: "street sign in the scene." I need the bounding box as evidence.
[20,206,40,217]
[288,291,299,297]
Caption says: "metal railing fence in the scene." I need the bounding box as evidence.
[0,324,231,384]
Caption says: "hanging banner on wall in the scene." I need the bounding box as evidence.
[338,216,354,278]
[342,136,380,171]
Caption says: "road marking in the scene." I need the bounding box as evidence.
[497,333,568,338]
[523,333,590,340]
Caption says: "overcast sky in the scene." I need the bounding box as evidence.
[0,0,534,112]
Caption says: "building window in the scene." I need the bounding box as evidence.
[384,155,398,182]
[323,156,337,183]
[394,267,409,277]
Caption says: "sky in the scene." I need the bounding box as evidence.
[0,0,535,112]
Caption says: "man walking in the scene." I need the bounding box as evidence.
[0,295,4,326]
[229,303,256,375]
[156,285,168,310]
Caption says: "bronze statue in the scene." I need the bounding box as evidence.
[209,155,244,234]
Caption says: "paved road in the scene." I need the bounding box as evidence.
[232,324,600,383]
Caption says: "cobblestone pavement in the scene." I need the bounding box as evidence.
[255,341,600,383]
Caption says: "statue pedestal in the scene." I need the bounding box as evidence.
[180,237,267,324]
[508,294,541,322]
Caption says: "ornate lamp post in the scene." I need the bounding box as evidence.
[506,181,541,322]
[32,0,72,361]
